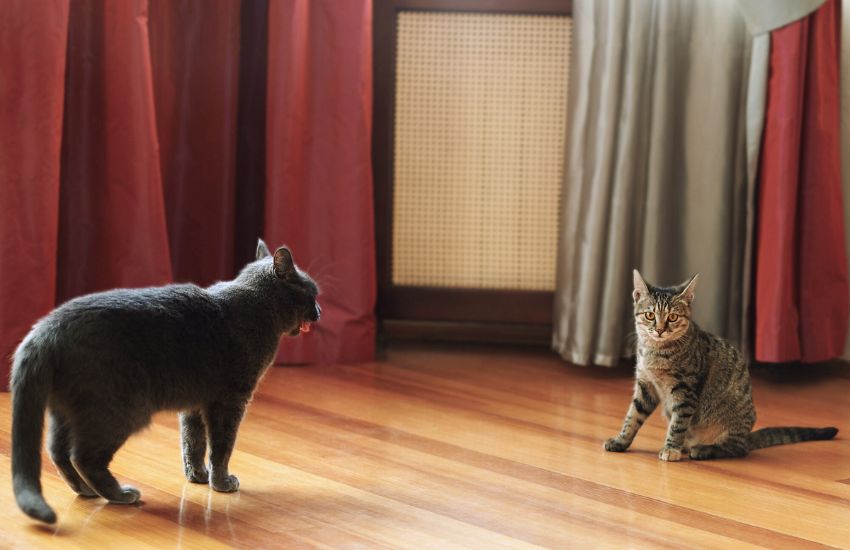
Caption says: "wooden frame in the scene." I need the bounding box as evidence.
[372,0,572,343]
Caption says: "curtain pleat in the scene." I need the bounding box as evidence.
[265,0,376,365]
[843,0,850,360]
[754,0,848,362]
[0,0,70,385]
[57,0,173,302]
[233,0,270,272]
[149,0,241,286]
[554,0,754,366]
[0,0,376,387]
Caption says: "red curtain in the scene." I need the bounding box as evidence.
[755,0,848,363]
[0,0,376,387]
[266,0,377,364]
[57,0,173,303]
[149,0,242,286]
[0,0,70,385]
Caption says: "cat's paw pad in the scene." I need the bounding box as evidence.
[603,437,629,452]
[658,447,683,461]
[212,475,240,493]
[185,466,209,484]
[110,485,141,504]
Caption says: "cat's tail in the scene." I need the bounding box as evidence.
[747,427,838,450]
[10,329,57,524]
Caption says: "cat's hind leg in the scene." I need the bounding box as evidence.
[180,410,209,483]
[48,411,97,497]
[70,431,140,504]
[688,433,749,460]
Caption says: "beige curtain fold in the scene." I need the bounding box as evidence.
[740,32,769,361]
[737,0,827,34]
[554,0,761,366]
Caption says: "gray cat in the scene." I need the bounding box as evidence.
[11,240,320,523]
[604,270,837,461]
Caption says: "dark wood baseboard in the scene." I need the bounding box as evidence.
[379,287,554,325]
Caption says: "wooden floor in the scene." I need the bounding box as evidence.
[1,343,849,549]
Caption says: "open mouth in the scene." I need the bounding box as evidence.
[289,321,313,337]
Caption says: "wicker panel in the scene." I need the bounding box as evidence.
[392,11,570,291]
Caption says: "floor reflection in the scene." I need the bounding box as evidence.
[175,483,242,548]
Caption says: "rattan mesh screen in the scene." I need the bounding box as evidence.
[392,11,570,291]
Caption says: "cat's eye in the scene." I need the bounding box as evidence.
[668,313,679,322]
[644,312,655,321]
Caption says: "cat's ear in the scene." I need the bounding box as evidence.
[633,269,649,302]
[676,274,699,305]
[273,246,296,279]
[256,239,272,260]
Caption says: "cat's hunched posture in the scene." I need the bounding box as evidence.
[604,270,837,461]
[11,240,320,523]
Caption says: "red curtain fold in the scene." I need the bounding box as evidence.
[0,0,376,387]
[755,0,848,363]
[0,0,69,383]
[266,0,377,364]
[57,0,173,302]
[149,0,242,286]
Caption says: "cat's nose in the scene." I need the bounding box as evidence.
[313,302,321,321]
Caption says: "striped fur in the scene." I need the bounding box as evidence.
[603,270,838,461]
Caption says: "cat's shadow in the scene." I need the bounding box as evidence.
[27,523,63,537]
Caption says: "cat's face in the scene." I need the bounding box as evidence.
[257,240,321,336]
[280,261,320,337]
[632,270,698,346]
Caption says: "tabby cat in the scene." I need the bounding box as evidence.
[604,270,837,461]
[11,240,320,523]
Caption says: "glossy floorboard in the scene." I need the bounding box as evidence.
[0,343,848,549]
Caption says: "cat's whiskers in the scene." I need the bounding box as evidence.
[300,258,338,294]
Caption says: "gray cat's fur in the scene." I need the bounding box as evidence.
[11,240,320,523]
[604,270,837,461]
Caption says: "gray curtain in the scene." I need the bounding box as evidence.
[553,0,765,366]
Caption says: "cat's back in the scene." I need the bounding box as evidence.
[689,324,751,406]
[51,284,217,323]
[37,284,233,405]
[39,283,226,352]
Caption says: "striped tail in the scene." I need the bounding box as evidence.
[747,427,838,450]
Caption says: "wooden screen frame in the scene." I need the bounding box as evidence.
[373,0,573,344]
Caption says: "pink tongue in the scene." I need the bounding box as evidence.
[300,321,311,333]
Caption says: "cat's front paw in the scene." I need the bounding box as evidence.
[658,446,683,461]
[184,465,209,484]
[109,485,141,504]
[211,474,240,493]
[604,437,630,452]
